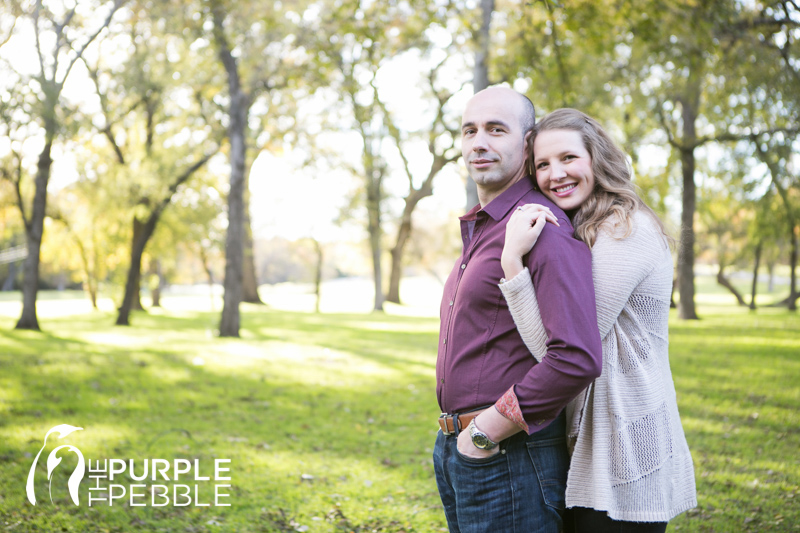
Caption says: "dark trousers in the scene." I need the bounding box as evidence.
[569,507,668,533]
[433,411,568,533]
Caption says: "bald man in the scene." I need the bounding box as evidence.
[433,87,602,532]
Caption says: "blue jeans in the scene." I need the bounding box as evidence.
[433,411,568,533]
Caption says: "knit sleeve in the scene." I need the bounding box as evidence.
[498,267,548,363]
[500,212,667,343]
[592,212,666,339]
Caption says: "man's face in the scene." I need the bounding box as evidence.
[461,88,530,203]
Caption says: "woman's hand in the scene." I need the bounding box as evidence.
[501,204,560,279]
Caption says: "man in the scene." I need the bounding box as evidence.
[432,86,603,532]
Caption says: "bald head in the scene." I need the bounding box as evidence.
[467,87,536,134]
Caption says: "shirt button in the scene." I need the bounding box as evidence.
[443,338,447,344]
[449,300,454,306]
[461,264,466,269]
[441,378,445,383]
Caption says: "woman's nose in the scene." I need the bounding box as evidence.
[551,162,567,180]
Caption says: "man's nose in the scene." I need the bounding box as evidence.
[472,129,489,151]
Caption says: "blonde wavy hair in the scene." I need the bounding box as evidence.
[529,108,671,248]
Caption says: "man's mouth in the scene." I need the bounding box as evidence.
[471,158,496,168]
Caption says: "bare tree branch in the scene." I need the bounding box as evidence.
[0,150,29,230]
[86,63,126,165]
[656,102,680,149]
[372,79,414,187]
[0,15,17,49]
[32,0,47,82]
[53,5,77,59]
[59,0,126,89]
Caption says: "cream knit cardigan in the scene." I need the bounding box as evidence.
[499,210,697,522]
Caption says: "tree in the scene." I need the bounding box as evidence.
[209,1,248,335]
[503,0,798,318]
[383,57,462,304]
[204,0,310,334]
[310,0,433,312]
[82,7,221,325]
[698,185,751,306]
[754,134,799,310]
[626,0,800,318]
[3,0,124,330]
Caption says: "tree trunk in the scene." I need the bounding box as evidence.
[130,217,144,311]
[241,171,263,304]
[117,217,155,325]
[115,153,213,325]
[366,175,384,312]
[750,241,761,310]
[677,145,699,319]
[676,87,700,320]
[789,224,798,311]
[15,138,53,331]
[219,100,246,334]
[767,261,775,293]
[466,0,494,211]
[87,280,98,309]
[717,267,747,306]
[214,5,249,337]
[386,216,412,304]
[312,238,323,313]
[670,278,677,309]
[151,259,163,308]
[387,191,425,304]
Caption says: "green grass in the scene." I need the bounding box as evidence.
[0,281,798,532]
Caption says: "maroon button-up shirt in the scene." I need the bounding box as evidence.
[436,177,602,434]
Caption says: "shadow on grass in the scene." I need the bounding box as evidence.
[0,307,445,532]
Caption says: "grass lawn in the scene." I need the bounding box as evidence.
[0,277,798,532]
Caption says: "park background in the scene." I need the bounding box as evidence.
[0,0,799,531]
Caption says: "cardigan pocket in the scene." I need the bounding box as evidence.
[609,401,674,485]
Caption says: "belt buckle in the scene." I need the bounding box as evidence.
[439,413,456,436]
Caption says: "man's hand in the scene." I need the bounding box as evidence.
[501,204,560,279]
[456,428,500,460]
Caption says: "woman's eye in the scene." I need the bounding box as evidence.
[535,162,548,170]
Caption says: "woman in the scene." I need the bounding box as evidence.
[498,108,696,532]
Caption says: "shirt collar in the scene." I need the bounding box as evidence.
[461,177,536,222]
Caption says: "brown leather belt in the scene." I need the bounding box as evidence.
[438,408,488,436]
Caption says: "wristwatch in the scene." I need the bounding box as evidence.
[467,418,499,450]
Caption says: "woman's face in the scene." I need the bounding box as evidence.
[532,129,595,212]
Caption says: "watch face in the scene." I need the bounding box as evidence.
[473,434,491,448]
